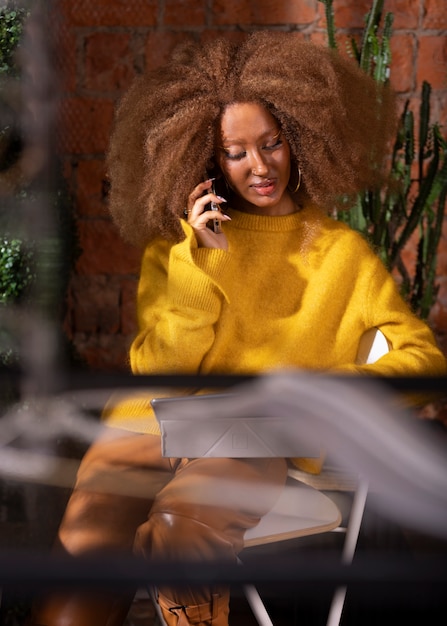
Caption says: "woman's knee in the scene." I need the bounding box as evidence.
[157,456,288,520]
[134,510,237,563]
[134,456,289,562]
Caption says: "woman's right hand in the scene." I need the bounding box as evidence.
[184,179,231,249]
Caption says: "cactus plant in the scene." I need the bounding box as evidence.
[320,0,447,320]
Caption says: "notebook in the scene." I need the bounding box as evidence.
[151,393,320,458]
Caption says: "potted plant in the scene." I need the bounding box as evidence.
[320,0,447,321]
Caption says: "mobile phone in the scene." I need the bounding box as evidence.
[210,181,222,234]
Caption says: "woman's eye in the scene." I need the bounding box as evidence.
[224,150,246,161]
[264,139,282,151]
[222,136,282,160]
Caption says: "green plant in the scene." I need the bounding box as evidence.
[0,2,28,177]
[0,235,34,303]
[0,2,31,369]
[0,4,81,372]
[320,0,447,320]
[0,1,29,76]
[0,234,35,366]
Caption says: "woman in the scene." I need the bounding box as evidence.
[34,32,446,626]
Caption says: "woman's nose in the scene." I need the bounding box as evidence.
[249,151,269,176]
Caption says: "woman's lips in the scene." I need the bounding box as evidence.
[251,179,276,196]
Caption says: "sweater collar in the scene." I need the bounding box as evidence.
[226,204,316,232]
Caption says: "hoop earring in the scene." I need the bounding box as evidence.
[288,167,302,194]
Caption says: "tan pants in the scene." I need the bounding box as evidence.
[33,429,288,626]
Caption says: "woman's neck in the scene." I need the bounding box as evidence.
[232,191,299,216]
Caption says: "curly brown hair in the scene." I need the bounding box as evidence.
[107,31,396,247]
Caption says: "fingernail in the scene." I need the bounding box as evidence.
[217,196,227,202]
[223,214,231,220]
[207,177,216,182]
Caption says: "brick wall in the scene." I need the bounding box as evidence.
[55,0,447,371]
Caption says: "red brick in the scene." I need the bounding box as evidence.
[75,219,141,275]
[60,159,76,194]
[84,33,137,93]
[393,94,408,125]
[400,234,417,277]
[57,97,115,155]
[328,0,418,30]
[311,29,402,75]
[383,0,420,29]
[58,0,157,27]
[327,0,372,29]
[145,32,192,71]
[429,278,447,333]
[436,95,447,130]
[73,332,133,371]
[323,0,420,31]
[53,20,78,93]
[199,30,251,47]
[212,0,318,26]
[417,36,447,91]
[71,275,121,334]
[120,277,138,336]
[77,159,109,218]
[164,0,206,27]
[389,34,415,93]
[310,31,364,59]
[423,0,447,29]
[319,1,420,45]
[430,301,447,334]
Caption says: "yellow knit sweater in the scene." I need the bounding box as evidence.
[105,205,447,439]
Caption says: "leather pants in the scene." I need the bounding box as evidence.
[33,428,288,626]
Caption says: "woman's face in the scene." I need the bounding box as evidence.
[215,102,294,215]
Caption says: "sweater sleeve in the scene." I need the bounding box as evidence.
[292,238,446,476]
[130,220,235,375]
[334,247,447,378]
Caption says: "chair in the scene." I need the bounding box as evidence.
[239,328,389,626]
[241,469,368,626]
[149,479,343,626]
[150,329,389,626]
